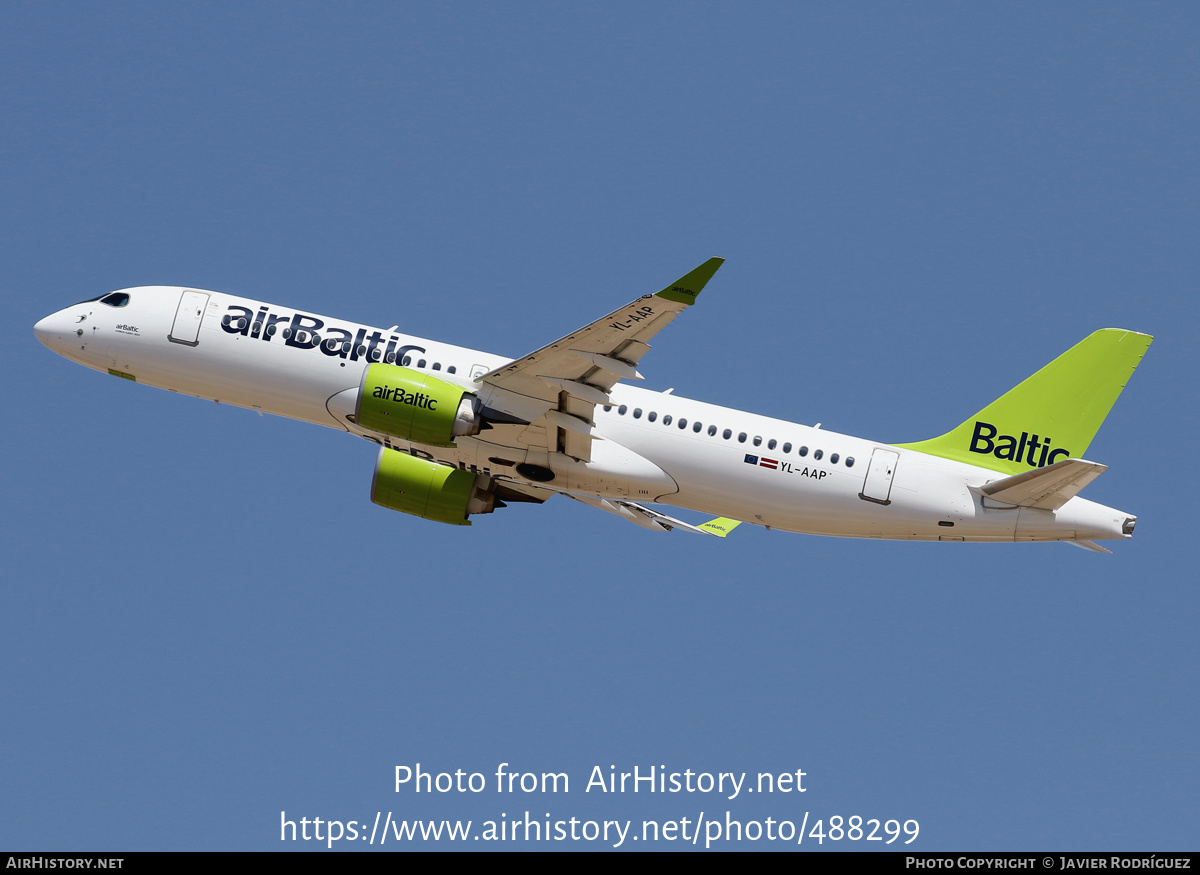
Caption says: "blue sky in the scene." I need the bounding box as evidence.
[2,2,1197,851]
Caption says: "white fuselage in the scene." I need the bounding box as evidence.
[34,286,1134,543]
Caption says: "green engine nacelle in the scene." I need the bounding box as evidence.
[371,448,498,525]
[356,363,481,447]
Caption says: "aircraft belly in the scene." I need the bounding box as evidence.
[374,434,678,499]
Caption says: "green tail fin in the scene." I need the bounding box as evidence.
[896,329,1152,475]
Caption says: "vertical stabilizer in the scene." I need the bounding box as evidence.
[896,329,1152,475]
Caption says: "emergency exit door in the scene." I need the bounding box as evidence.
[859,449,899,505]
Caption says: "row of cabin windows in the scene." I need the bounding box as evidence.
[352,344,457,372]
[399,355,455,373]
[266,324,458,373]
[218,315,464,374]
[603,404,855,468]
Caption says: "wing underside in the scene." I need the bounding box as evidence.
[472,258,724,464]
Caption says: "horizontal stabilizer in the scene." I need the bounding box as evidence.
[1069,539,1113,554]
[978,458,1107,510]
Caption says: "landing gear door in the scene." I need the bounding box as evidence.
[169,290,210,346]
[860,449,899,505]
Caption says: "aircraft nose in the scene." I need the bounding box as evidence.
[33,309,77,350]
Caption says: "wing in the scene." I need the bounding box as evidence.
[563,494,742,536]
[473,257,724,463]
[477,480,744,537]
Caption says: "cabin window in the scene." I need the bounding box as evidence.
[768,439,777,450]
[678,418,687,429]
[417,359,426,368]
[694,421,703,433]
[432,362,441,370]
[663,415,673,426]
[633,408,642,419]
[814,449,824,460]
[447,366,456,374]
[618,405,627,415]
[845,456,855,468]
[752,435,762,447]
[783,442,792,453]
[831,453,840,464]
[401,355,411,365]
[798,446,808,457]
[648,411,657,422]
[385,353,396,363]
[723,429,732,440]
[708,425,717,436]
[603,405,612,412]
[738,432,747,443]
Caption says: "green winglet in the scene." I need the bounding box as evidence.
[655,257,725,305]
[698,517,742,537]
[896,329,1153,475]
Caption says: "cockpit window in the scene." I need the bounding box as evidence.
[71,292,129,307]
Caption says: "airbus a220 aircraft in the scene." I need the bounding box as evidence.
[34,259,1151,550]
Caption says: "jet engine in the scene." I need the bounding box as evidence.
[370,448,500,525]
[355,363,481,447]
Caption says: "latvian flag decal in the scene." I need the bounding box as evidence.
[744,454,779,469]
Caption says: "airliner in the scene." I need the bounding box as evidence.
[33,258,1151,549]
